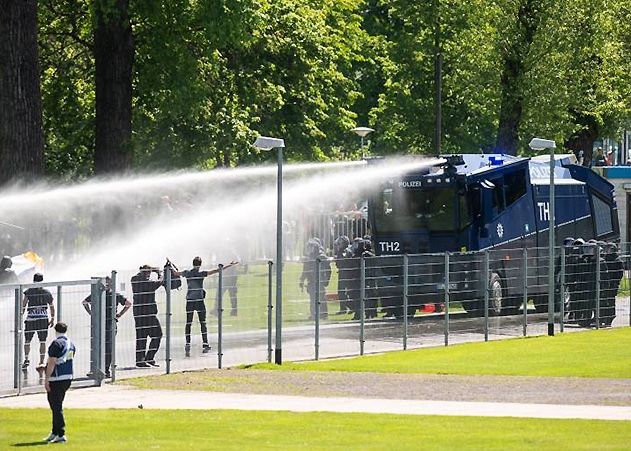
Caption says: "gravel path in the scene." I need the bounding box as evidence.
[125,369,631,406]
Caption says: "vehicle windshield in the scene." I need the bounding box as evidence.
[375,185,469,233]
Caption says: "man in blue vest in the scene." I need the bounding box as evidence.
[43,322,76,444]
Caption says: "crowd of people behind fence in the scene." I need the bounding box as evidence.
[563,238,623,328]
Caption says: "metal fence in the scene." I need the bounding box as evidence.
[2,243,630,397]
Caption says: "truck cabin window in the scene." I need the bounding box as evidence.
[377,185,469,232]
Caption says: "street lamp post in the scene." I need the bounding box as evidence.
[351,127,374,158]
[254,135,285,364]
[529,137,557,336]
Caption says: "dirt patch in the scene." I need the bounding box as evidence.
[124,369,631,406]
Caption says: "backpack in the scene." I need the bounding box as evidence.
[164,259,182,290]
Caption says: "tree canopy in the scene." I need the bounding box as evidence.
[2,0,630,180]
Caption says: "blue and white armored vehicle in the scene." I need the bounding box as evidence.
[367,154,619,316]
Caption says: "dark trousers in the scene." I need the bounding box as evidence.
[307,284,327,318]
[105,322,115,373]
[47,380,71,437]
[215,281,238,310]
[185,300,208,345]
[134,315,162,363]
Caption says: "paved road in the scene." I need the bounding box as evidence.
[1,385,630,421]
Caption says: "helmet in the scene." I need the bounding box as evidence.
[305,238,322,258]
[351,237,366,257]
[334,235,350,255]
[563,237,575,247]
[0,256,11,270]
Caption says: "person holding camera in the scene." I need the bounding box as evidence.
[131,265,164,368]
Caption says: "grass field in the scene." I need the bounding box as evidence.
[2,409,630,450]
[246,328,631,378]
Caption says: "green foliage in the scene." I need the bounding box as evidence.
[36,0,631,176]
[131,0,369,168]
[39,0,95,179]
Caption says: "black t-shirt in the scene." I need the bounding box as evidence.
[83,289,128,322]
[24,287,53,320]
[181,268,209,301]
[131,274,163,316]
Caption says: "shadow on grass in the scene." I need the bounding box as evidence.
[11,441,48,447]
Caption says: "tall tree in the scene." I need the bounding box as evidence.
[94,0,134,174]
[494,0,544,155]
[0,0,44,183]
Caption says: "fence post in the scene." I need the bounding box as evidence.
[560,247,565,333]
[165,269,172,375]
[56,285,62,322]
[444,253,450,347]
[595,244,601,330]
[89,278,105,386]
[218,264,224,369]
[14,286,22,393]
[267,261,273,363]
[111,270,118,381]
[360,255,365,356]
[522,248,528,337]
[315,257,321,360]
[484,251,489,342]
[403,254,409,351]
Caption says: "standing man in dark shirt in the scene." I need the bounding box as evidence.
[82,276,131,377]
[131,265,164,368]
[43,322,75,444]
[21,273,55,369]
[179,257,238,357]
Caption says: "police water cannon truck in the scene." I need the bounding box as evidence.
[366,154,619,317]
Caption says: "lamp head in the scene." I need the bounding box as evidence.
[351,127,375,138]
[253,136,285,150]
[529,138,556,151]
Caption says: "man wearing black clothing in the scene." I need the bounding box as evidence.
[82,276,131,377]
[22,273,55,369]
[131,265,164,367]
[178,257,238,357]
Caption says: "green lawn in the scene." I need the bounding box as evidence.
[2,409,629,450]
[248,328,631,378]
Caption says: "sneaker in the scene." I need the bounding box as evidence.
[43,432,55,442]
[104,371,111,378]
[146,360,160,368]
[135,362,150,368]
[185,344,191,357]
[21,359,29,370]
[202,345,211,354]
[230,309,237,316]
[49,435,67,443]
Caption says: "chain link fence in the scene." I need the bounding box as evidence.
[2,243,630,397]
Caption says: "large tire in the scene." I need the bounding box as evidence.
[488,272,510,316]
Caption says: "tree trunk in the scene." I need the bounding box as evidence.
[0,0,44,183]
[495,0,540,156]
[564,111,599,166]
[94,0,134,174]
